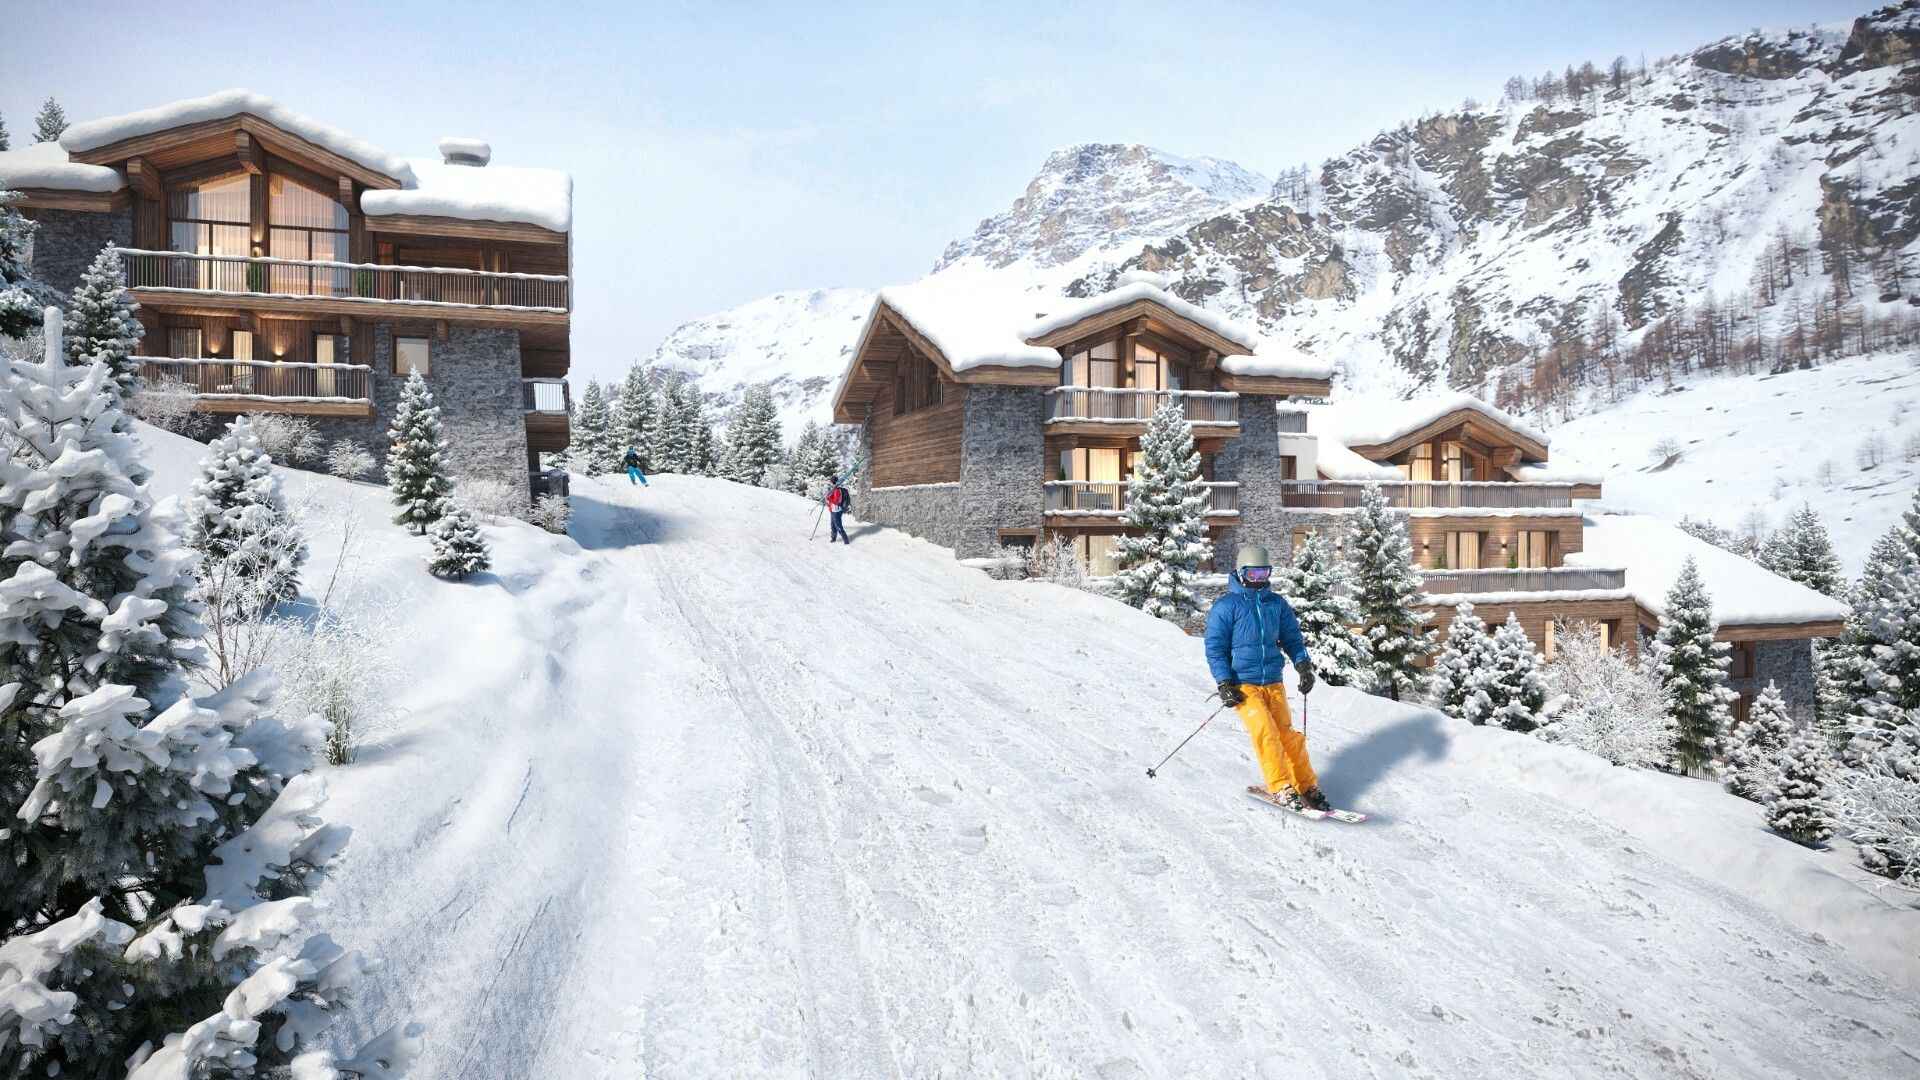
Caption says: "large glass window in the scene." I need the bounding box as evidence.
[1405,444,1435,483]
[1062,340,1120,388]
[1444,530,1483,570]
[1075,534,1124,578]
[1514,530,1552,568]
[169,174,250,290]
[394,336,430,377]
[167,327,204,359]
[268,176,350,295]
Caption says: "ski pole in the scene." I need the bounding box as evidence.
[1146,698,1227,779]
[810,499,826,539]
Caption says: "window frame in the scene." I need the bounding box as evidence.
[393,335,431,377]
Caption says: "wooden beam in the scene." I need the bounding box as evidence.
[192,398,374,419]
[127,158,163,201]
[339,315,355,336]
[1214,372,1335,398]
[434,319,450,343]
[6,188,130,213]
[235,131,262,175]
[363,212,567,245]
[1719,620,1847,642]
[125,287,569,331]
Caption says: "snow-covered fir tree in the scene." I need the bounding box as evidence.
[1111,402,1211,619]
[386,370,454,533]
[64,245,145,405]
[568,378,621,475]
[0,193,58,338]
[1428,603,1492,722]
[648,370,698,473]
[687,389,718,475]
[187,417,307,613]
[0,111,9,151]
[1349,483,1432,699]
[786,421,823,494]
[1481,612,1549,733]
[1765,731,1834,845]
[1654,556,1736,774]
[1541,620,1674,768]
[1830,491,1920,764]
[787,419,844,495]
[723,382,784,486]
[31,97,67,143]
[1275,528,1369,687]
[614,361,655,453]
[1722,681,1796,802]
[429,501,491,580]
[0,311,386,1076]
[1760,504,1845,599]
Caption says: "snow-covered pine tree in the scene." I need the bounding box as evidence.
[187,417,307,613]
[786,420,823,494]
[568,378,621,475]
[386,370,454,533]
[1275,528,1369,687]
[64,245,145,405]
[1761,504,1845,598]
[429,501,491,579]
[613,361,655,453]
[1111,401,1212,619]
[648,370,695,473]
[0,192,58,338]
[1722,681,1797,801]
[1765,731,1834,845]
[31,97,67,143]
[1427,603,1492,722]
[1654,556,1736,774]
[723,382,784,485]
[0,111,9,151]
[1349,483,1432,699]
[1829,492,1920,764]
[0,311,387,1076]
[687,389,718,475]
[1481,612,1549,732]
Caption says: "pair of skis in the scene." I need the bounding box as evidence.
[1245,786,1371,824]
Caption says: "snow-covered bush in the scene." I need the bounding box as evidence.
[982,544,1030,581]
[1765,731,1834,845]
[1722,682,1796,801]
[187,418,308,619]
[457,475,527,521]
[1542,621,1674,768]
[530,492,572,534]
[387,372,453,534]
[1276,529,1369,688]
[325,441,377,482]
[1832,724,1920,885]
[1427,603,1492,722]
[129,374,208,436]
[429,502,491,580]
[1481,612,1548,733]
[244,411,321,467]
[1112,402,1211,619]
[277,603,405,767]
[1025,533,1086,588]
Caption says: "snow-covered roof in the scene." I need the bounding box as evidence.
[1508,460,1604,485]
[362,158,572,233]
[1308,392,1549,453]
[0,141,126,193]
[1565,515,1849,628]
[1314,437,1403,481]
[61,89,416,185]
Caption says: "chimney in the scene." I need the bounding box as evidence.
[438,137,491,167]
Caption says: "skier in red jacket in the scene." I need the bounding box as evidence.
[825,476,853,544]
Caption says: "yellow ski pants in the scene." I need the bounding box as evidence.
[1235,683,1318,795]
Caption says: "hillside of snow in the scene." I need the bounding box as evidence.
[1554,348,1920,570]
[129,423,1920,1074]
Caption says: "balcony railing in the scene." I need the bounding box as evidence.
[1044,387,1239,425]
[523,378,570,413]
[116,248,570,312]
[1276,409,1309,433]
[138,357,372,402]
[1279,481,1577,510]
[1423,567,1628,596]
[1044,480,1239,516]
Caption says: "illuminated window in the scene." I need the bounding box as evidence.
[1515,530,1553,568]
[1445,531,1484,569]
[394,336,430,377]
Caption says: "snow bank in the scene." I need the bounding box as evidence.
[60,89,415,185]
[0,142,126,193]
[362,158,571,233]
[1568,514,1850,627]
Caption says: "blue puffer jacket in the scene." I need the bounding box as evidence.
[1204,577,1310,686]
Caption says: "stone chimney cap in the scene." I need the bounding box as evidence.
[438,137,491,166]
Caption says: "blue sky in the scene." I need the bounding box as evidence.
[5,0,1872,383]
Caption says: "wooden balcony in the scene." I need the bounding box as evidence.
[1044,387,1239,437]
[1279,481,1579,510]
[524,378,571,453]
[115,248,570,328]
[1044,480,1240,519]
[137,357,373,417]
[1423,567,1628,596]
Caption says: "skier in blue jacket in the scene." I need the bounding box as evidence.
[1205,544,1328,812]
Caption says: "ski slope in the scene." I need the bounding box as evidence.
[130,428,1920,1076]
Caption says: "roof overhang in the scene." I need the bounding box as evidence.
[67,113,404,190]
[1218,371,1334,397]
[831,300,1056,424]
[1630,606,1846,642]
[365,212,567,246]
[1025,296,1251,358]
[11,187,130,213]
[1347,405,1549,463]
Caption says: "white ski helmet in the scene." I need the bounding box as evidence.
[1236,544,1270,571]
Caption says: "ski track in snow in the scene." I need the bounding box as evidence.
[314,474,1920,1079]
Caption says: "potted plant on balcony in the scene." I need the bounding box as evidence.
[354,268,374,298]
[245,259,265,293]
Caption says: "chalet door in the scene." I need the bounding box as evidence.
[1445,530,1483,570]
[1515,530,1552,568]
[229,330,255,394]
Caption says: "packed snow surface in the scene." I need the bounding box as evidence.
[362,158,572,233]
[0,141,126,192]
[123,423,1920,1077]
[1570,513,1852,627]
[59,88,416,184]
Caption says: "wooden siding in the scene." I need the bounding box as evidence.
[872,384,967,487]
[525,413,570,453]
[1405,514,1585,569]
[1428,597,1643,661]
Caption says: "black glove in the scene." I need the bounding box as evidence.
[1217,681,1246,707]
[1296,662,1317,695]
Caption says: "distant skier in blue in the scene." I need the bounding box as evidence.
[623,447,649,486]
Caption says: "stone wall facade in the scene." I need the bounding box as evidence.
[955,385,1046,559]
[26,207,133,296]
[859,482,963,548]
[307,324,531,509]
[1209,394,1295,568]
[1741,637,1817,723]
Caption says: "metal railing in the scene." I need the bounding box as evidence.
[523,378,570,413]
[1044,480,1239,515]
[1044,387,1239,425]
[1275,409,1309,433]
[116,248,570,312]
[1423,567,1628,595]
[137,357,372,402]
[1278,481,1577,510]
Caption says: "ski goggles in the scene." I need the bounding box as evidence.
[1239,566,1273,584]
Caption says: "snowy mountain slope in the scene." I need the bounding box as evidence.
[128,420,1920,1075]
[1552,348,1920,571]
